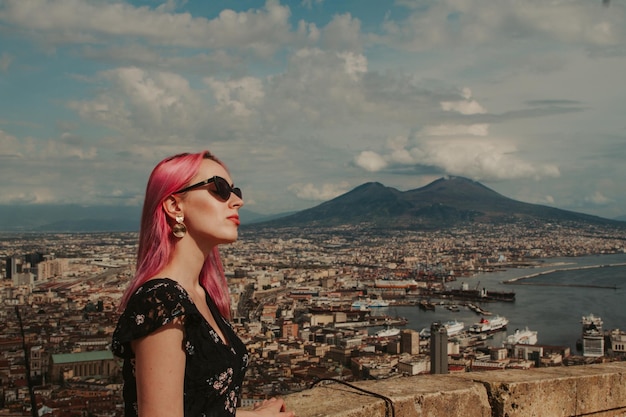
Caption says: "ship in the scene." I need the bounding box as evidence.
[418,300,436,311]
[505,327,538,345]
[443,320,465,336]
[374,279,420,290]
[469,315,509,334]
[351,299,390,309]
[375,326,401,338]
[580,313,604,357]
[430,282,515,302]
[467,303,492,316]
[418,327,431,338]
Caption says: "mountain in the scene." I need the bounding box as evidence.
[249,176,623,230]
[0,204,142,232]
[0,204,290,232]
[240,209,298,225]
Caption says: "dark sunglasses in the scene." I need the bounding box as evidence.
[173,176,242,200]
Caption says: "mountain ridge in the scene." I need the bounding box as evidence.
[0,177,623,232]
[249,176,625,230]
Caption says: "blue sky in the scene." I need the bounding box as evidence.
[1,0,625,219]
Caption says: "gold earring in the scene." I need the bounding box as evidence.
[172,215,187,238]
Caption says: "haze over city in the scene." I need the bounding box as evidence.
[1,0,625,219]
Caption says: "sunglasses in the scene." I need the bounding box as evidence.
[173,176,242,200]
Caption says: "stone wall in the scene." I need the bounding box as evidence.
[277,362,626,417]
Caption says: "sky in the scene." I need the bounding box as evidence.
[1,0,625,220]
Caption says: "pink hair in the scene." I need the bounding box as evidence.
[119,151,232,319]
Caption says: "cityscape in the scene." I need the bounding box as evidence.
[1,221,625,416]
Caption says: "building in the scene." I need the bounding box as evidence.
[430,322,448,374]
[5,256,22,280]
[400,329,420,355]
[609,329,626,355]
[37,258,69,280]
[49,350,119,383]
[397,355,430,375]
[281,320,299,339]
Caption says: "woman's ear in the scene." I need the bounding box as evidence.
[162,195,183,221]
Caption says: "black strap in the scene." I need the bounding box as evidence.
[310,378,396,417]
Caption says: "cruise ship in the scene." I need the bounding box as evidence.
[469,315,509,334]
[375,326,401,338]
[581,313,604,357]
[505,327,538,345]
[443,320,465,336]
[351,299,390,309]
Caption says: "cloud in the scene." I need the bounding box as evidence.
[204,76,265,117]
[321,13,364,52]
[68,67,209,140]
[0,129,24,158]
[0,53,13,72]
[354,151,388,172]
[0,0,298,57]
[381,0,625,52]
[585,191,611,205]
[350,87,562,182]
[422,124,489,137]
[288,181,351,201]
[414,139,561,180]
[353,132,561,181]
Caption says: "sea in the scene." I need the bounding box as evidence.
[374,253,626,352]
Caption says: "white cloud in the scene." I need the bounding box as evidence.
[441,99,486,115]
[381,0,625,51]
[204,76,265,117]
[353,134,561,181]
[338,51,367,81]
[585,191,611,205]
[68,67,207,139]
[440,88,486,115]
[354,151,388,172]
[321,13,363,51]
[0,0,296,56]
[288,181,351,201]
[410,139,561,180]
[422,124,489,137]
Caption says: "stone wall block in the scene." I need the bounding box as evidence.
[457,363,626,417]
[286,376,491,417]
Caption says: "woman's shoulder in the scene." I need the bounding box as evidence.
[124,277,196,321]
[133,277,189,298]
[112,278,196,357]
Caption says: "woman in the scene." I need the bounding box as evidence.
[112,151,294,417]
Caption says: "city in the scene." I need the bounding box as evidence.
[1,221,626,416]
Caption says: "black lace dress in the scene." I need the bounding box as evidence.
[111,278,249,417]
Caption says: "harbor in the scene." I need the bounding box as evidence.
[385,254,626,351]
[304,254,626,352]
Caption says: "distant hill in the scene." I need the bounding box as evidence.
[0,204,141,232]
[0,204,288,232]
[249,176,624,230]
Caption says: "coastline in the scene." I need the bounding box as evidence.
[502,262,626,285]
